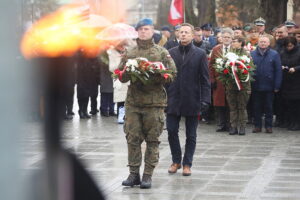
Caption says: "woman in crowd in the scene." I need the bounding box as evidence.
[107,39,136,123]
[280,36,300,131]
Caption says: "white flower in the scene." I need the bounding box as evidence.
[226,52,239,62]
[137,57,148,62]
[216,58,223,64]
[240,55,250,63]
[126,59,138,68]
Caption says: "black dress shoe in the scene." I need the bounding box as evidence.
[100,111,109,117]
[229,127,238,135]
[78,111,85,119]
[216,126,229,132]
[83,112,91,119]
[67,111,75,116]
[140,174,152,189]
[122,173,140,187]
[89,110,98,115]
[239,127,246,135]
[289,123,300,131]
[109,112,117,117]
[64,114,73,120]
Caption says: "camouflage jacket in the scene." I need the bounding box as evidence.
[119,38,176,107]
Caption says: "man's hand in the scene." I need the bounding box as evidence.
[289,67,295,73]
[274,89,279,93]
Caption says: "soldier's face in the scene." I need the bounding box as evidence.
[137,25,154,40]
[256,25,265,33]
[179,26,194,45]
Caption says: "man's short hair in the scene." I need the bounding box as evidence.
[259,34,271,41]
[180,23,195,32]
[221,27,234,36]
[233,36,245,47]
[194,27,201,32]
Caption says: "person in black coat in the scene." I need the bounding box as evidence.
[164,25,181,50]
[76,52,100,119]
[280,36,300,130]
[166,23,211,176]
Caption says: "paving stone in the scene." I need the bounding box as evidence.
[21,116,300,200]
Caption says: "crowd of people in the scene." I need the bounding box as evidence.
[28,16,300,189]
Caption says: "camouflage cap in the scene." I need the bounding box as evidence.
[254,17,266,26]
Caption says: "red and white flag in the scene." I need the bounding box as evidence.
[168,0,184,26]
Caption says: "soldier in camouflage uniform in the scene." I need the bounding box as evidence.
[119,18,176,189]
[226,36,251,135]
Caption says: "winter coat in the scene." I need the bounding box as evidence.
[76,55,100,98]
[99,52,114,93]
[167,42,211,116]
[203,36,217,48]
[280,45,300,99]
[209,44,228,107]
[193,40,211,54]
[251,47,282,91]
[164,38,179,50]
[107,48,130,103]
[119,39,177,107]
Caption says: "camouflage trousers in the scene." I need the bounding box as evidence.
[124,105,165,175]
[225,89,250,128]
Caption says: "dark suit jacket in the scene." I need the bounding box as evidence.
[164,39,179,50]
[167,43,211,116]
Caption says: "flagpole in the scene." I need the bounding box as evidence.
[183,0,186,23]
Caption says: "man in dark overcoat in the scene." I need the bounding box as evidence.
[166,23,211,176]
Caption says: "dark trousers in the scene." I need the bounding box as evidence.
[167,114,198,167]
[90,85,99,112]
[100,92,114,114]
[78,97,89,113]
[252,91,274,128]
[215,106,229,128]
[286,99,300,126]
[64,85,74,114]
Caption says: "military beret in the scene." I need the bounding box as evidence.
[135,18,153,30]
[174,24,181,31]
[254,17,266,26]
[201,23,213,31]
[161,26,172,32]
[243,23,254,31]
[285,19,296,27]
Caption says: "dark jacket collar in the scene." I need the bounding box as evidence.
[193,40,203,47]
[256,47,270,56]
[179,41,193,54]
[137,38,155,49]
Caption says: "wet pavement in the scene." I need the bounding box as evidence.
[22,114,300,200]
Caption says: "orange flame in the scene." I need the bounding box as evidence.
[21,4,110,59]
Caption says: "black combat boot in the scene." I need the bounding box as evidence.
[122,173,141,187]
[229,127,238,135]
[239,127,246,135]
[140,174,152,189]
[78,110,85,119]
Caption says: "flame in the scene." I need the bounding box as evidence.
[21,4,109,59]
